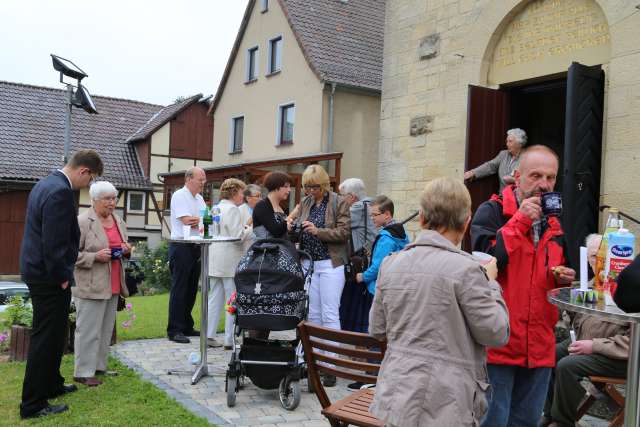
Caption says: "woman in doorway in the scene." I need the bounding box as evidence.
[464,128,527,192]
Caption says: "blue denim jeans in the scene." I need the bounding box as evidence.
[480,364,552,427]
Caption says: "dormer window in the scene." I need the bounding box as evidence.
[261,0,268,12]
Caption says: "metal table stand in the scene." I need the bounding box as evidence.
[167,236,240,385]
[548,287,640,427]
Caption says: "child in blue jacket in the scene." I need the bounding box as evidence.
[356,195,410,295]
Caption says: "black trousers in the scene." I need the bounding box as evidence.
[167,243,201,337]
[544,338,627,426]
[20,284,71,416]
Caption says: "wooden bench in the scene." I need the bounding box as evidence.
[577,376,626,427]
[297,321,386,427]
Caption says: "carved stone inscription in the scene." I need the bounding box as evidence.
[489,0,611,84]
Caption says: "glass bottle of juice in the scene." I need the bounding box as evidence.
[594,208,619,299]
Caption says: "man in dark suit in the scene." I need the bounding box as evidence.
[19,149,103,419]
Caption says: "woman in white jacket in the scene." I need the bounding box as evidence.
[207,178,253,349]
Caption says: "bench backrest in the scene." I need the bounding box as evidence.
[297,321,386,409]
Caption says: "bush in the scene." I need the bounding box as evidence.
[137,240,171,293]
[2,296,33,328]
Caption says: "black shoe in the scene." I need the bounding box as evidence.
[49,384,78,398]
[21,404,69,419]
[168,333,190,344]
[322,375,337,387]
[185,329,200,337]
[347,381,364,390]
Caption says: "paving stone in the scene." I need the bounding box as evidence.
[113,337,609,427]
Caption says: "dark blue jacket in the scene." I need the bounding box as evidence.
[20,170,80,286]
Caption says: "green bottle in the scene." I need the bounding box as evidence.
[202,206,212,238]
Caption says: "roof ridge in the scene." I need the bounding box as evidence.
[0,80,165,108]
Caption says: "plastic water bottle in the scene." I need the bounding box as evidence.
[211,205,221,236]
[188,352,201,365]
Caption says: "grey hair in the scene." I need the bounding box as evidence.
[339,178,366,200]
[89,181,117,201]
[585,233,602,251]
[243,184,263,198]
[185,167,197,179]
[507,128,528,146]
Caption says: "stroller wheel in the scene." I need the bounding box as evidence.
[279,377,301,411]
[226,374,238,407]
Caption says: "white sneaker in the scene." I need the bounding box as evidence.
[207,338,223,348]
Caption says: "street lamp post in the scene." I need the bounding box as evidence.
[51,54,98,164]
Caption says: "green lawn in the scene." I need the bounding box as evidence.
[0,292,226,425]
[116,292,224,341]
[0,356,211,426]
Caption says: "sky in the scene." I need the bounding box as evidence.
[0,1,249,106]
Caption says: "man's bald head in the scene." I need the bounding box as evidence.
[185,167,206,195]
[514,145,559,199]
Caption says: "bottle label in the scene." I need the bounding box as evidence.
[611,245,633,257]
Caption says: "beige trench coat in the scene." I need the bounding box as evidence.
[369,230,510,427]
[73,208,129,299]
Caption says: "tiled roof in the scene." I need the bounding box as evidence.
[127,93,203,142]
[210,0,385,113]
[281,0,385,91]
[0,81,162,189]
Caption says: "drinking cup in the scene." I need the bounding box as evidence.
[182,225,192,239]
[110,247,123,260]
[541,192,562,217]
[472,251,493,265]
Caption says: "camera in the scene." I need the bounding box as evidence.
[288,222,304,243]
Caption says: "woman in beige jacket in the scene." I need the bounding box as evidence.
[369,177,510,427]
[73,181,130,386]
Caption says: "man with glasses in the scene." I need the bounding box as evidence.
[20,149,103,419]
[167,167,207,344]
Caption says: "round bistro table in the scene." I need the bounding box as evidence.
[168,236,240,385]
[548,287,640,427]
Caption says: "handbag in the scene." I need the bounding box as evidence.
[344,201,370,283]
[117,295,126,312]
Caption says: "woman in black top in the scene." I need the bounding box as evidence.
[252,171,291,239]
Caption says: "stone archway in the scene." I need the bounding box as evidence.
[464,0,613,87]
[487,0,611,85]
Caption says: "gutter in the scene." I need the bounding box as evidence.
[327,82,336,153]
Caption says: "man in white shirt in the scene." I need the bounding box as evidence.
[167,167,207,343]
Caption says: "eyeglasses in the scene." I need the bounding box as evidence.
[303,184,321,191]
[102,196,119,203]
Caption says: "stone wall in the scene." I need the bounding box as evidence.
[380,0,640,235]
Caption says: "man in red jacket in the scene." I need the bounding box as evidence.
[471,145,576,427]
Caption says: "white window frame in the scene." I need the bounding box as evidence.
[267,35,283,75]
[245,46,259,83]
[260,0,268,12]
[229,115,244,154]
[276,102,295,146]
[127,191,146,214]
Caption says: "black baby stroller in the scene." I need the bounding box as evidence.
[226,238,312,410]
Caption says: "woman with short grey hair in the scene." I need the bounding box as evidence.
[464,128,527,192]
[338,178,376,253]
[73,181,131,386]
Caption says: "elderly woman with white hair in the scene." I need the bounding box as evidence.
[464,128,527,191]
[73,181,131,387]
[338,177,376,333]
